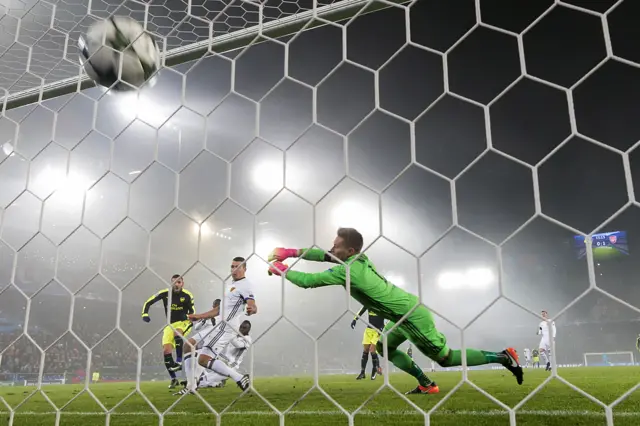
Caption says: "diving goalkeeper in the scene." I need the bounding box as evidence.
[268,228,523,394]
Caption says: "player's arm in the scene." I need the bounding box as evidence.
[636,336,639,351]
[141,289,168,321]
[351,306,367,329]
[229,336,251,349]
[552,321,556,339]
[189,305,220,321]
[184,291,195,315]
[284,264,347,289]
[269,247,337,263]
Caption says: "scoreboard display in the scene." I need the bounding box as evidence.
[573,231,629,259]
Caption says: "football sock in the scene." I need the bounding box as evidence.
[209,359,243,382]
[540,350,549,365]
[360,352,369,372]
[371,353,380,371]
[164,353,177,378]
[175,339,183,363]
[439,349,508,367]
[184,353,195,389]
[387,349,432,387]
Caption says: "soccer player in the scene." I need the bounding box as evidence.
[142,274,195,388]
[198,320,252,388]
[538,310,556,371]
[532,349,540,368]
[351,307,384,380]
[267,228,523,395]
[636,334,639,354]
[177,257,257,394]
[523,348,531,368]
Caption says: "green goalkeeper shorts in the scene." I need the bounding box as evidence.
[378,304,450,361]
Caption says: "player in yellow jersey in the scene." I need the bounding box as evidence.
[351,307,385,380]
[142,274,195,388]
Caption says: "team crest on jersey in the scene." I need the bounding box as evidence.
[230,287,236,293]
[180,297,185,302]
[609,235,617,244]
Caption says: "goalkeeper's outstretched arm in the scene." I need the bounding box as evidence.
[284,264,348,289]
[141,289,168,320]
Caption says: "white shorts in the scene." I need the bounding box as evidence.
[539,338,551,352]
[190,324,217,349]
[201,325,236,358]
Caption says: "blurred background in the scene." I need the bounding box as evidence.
[1,0,640,385]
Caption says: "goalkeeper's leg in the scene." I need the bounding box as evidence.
[376,322,438,395]
[405,306,523,385]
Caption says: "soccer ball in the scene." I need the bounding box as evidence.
[80,16,160,91]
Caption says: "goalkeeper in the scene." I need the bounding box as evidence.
[141,274,195,388]
[268,228,523,394]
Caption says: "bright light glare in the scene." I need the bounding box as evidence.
[437,267,495,291]
[2,142,13,156]
[256,236,281,258]
[332,201,368,229]
[252,161,282,192]
[386,273,405,287]
[33,167,92,203]
[116,91,161,120]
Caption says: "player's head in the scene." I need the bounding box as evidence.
[541,310,548,319]
[212,298,221,309]
[171,274,184,291]
[239,320,251,336]
[231,257,247,281]
[329,228,364,261]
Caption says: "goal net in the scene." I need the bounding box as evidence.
[584,352,635,367]
[1,0,640,424]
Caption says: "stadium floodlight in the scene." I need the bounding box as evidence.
[437,267,495,291]
[252,160,284,193]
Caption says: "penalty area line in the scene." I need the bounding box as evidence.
[2,410,640,417]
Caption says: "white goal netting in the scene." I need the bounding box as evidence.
[1,0,640,425]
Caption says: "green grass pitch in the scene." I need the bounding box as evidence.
[1,367,640,425]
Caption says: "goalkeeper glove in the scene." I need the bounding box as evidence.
[142,314,150,323]
[267,261,289,276]
[350,319,357,329]
[268,248,299,262]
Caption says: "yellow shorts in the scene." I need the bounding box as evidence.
[362,328,380,346]
[161,320,192,347]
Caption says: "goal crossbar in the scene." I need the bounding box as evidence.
[0,0,400,112]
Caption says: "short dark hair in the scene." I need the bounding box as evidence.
[213,299,221,307]
[337,228,364,253]
[241,320,251,329]
[171,274,181,280]
[232,257,247,268]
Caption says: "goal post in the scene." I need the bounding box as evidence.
[0,0,401,112]
[583,352,635,367]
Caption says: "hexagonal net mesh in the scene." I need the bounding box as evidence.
[1,0,640,425]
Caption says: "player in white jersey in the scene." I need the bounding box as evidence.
[523,348,531,368]
[199,320,252,388]
[537,310,556,371]
[177,257,257,394]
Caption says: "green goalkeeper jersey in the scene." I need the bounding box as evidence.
[285,248,418,323]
